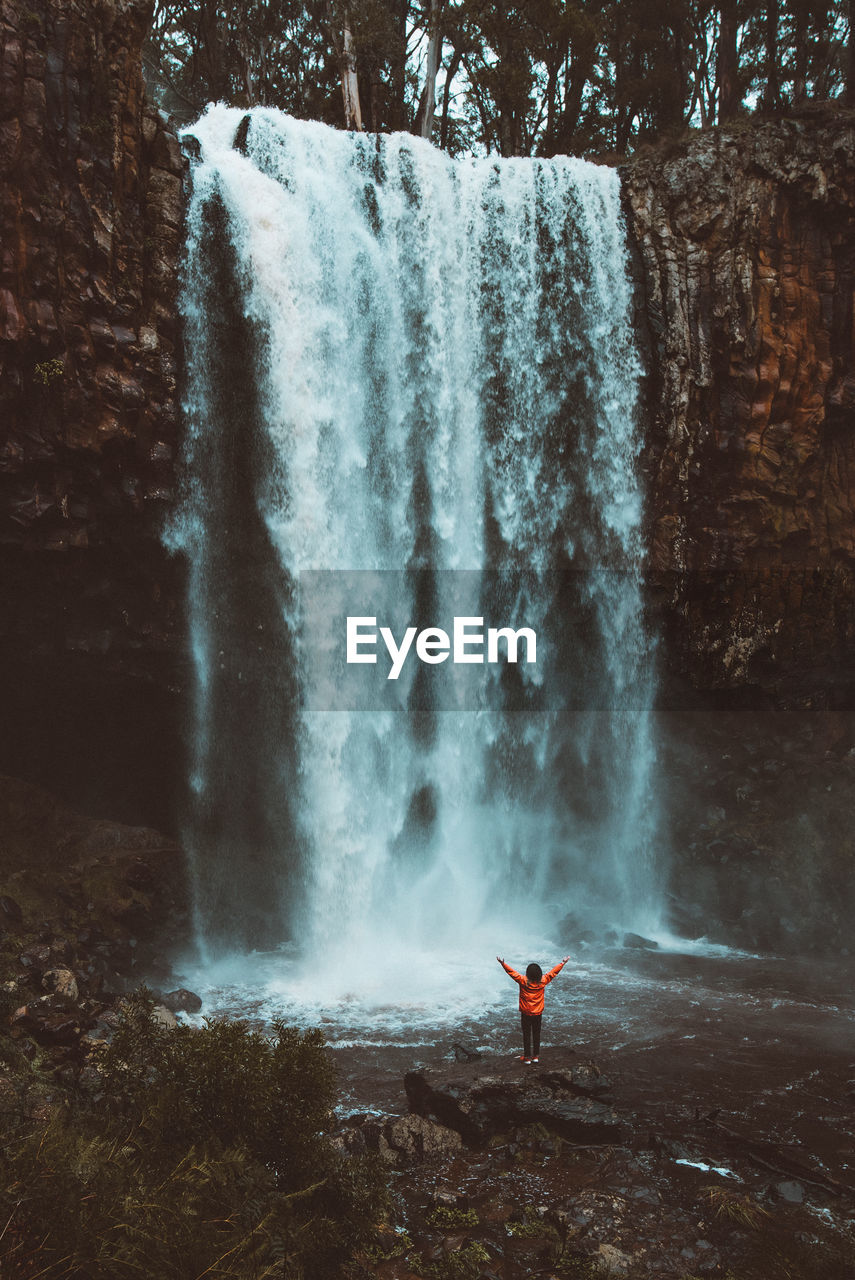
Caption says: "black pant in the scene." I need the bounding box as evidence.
[521,1012,541,1058]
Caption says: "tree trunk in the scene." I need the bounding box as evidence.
[849,0,855,105]
[196,0,227,101]
[389,0,408,129]
[763,0,779,108]
[440,45,462,149]
[327,2,363,130]
[717,0,740,120]
[557,34,597,154]
[341,16,363,129]
[369,64,383,132]
[792,0,809,103]
[414,0,445,139]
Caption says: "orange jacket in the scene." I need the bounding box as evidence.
[500,959,567,1015]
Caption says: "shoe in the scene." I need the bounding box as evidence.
[531,1057,539,1063]
[518,1055,531,1063]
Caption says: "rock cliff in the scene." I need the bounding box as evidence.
[624,114,855,701]
[1,0,854,834]
[0,0,185,825]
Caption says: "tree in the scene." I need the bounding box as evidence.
[414,0,446,137]
[764,0,781,107]
[328,0,364,126]
[717,0,741,118]
[144,0,850,155]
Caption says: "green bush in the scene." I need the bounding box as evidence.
[425,1205,479,1229]
[33,357,65,386]
[421,1240,491,1279]
[0,991,387,1279]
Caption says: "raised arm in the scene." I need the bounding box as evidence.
[543,957,570,984]
[496,956,525,985]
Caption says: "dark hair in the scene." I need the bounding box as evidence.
[525,962,542,982]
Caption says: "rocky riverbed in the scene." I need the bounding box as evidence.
[330,1036,855,1278]
[2,773,853,1279]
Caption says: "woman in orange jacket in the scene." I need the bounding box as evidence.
[497,954,570,1064]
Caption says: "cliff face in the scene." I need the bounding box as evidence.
[2,0,855,837]
[0,0,186,826]
[624,116,855,701]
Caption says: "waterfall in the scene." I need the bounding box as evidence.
[170,105,662,969]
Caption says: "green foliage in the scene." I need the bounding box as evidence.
[702,1184,772,1230]
[1,1115,283,1279]
[505,1203,556,1239]
[420,1240,491,1279]
[552,1253,611,1278]
[0,991,388,1279]
[425,1205,479,1228]
[146,0,853,159]
[507,1216,550,1238]
[359,1226,413,1261]
[33,357,65,386]
[100,988,338,1186]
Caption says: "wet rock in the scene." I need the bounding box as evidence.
[41,968,79,1003]
[452,1042,482,1062]
[596,1242,632,1273]
[123,859,156,891]
[147,168,183,228]
[0,0,186,822]
[622,932,659,950]
[404,1068,622,1148]
[775,1179,805,1203]
[625,117,855,696]
[151,1004,178,1029]
[539,1064,613,1098]
[19,944,52,974]
[182,133,202,162]
[441,1233,468,1255]
[557,912,599,947]
[9,1001,84,1046]
[161,988,203,1014]
[330,1123,370,1159]
[0,896,23,925]
[234,114,252,154]
[431,1186,468,1210]
[333,1112,462,1165]
[384,1113,463,1162]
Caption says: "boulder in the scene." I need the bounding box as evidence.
[384,1113,463,1161]
[622,933,659,950]
[332,1112,463,1165]
[596,1243,632,1273]
[404,1068,622,1148]
[538,1064,614,1099]
[9,1001,83,1046]
[41,968,79,1003]
[18,944,52,973]
[0,896,23,925]
[151,1004,178,1029]
[160,988,203,1013]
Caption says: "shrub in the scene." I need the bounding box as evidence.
[0,991,387,1279]
[33,358,65,386]
[425,1205,479,1229]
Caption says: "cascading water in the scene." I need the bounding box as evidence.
[169,105,663,994]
